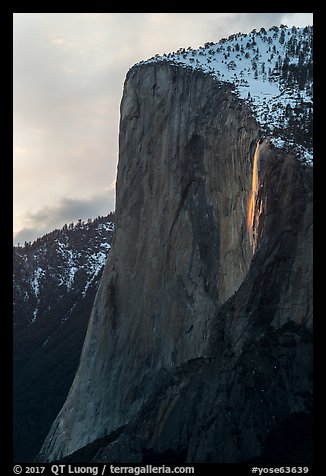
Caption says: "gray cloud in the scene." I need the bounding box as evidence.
[227,13,292,30]
[14,190,115,245]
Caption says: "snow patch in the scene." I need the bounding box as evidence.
[31,267,45,297]
[141,26,313,164]
[97,222,115,232]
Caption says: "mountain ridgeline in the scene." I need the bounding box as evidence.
[142,24,312,162]
[13,214,115,462]
[31,25,312,464]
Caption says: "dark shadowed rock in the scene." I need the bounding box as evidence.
[13,216,115,462]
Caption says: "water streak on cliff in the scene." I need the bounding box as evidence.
[247,141,260,246]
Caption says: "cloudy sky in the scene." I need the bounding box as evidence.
[13,12,313,244]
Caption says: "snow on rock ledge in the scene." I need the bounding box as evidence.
[140,25,313,165]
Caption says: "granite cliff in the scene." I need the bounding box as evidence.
[38,32,312,464]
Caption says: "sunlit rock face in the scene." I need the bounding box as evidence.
[38,62,312,464]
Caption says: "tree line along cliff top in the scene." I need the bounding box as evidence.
[139,25,313,164]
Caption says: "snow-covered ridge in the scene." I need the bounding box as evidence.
[13,215,115,324]
[140,25,313,164]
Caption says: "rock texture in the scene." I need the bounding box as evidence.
[38,62,312,463]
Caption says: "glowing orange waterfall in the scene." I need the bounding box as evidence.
[247,142,260,235]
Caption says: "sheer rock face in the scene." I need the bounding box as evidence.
[38,63,312,463]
